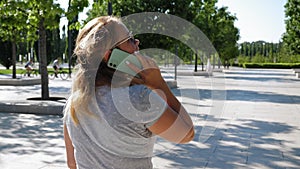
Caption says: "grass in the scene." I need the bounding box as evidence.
[0,68,70,75]
[0,69,23,74]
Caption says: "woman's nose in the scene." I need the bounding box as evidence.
[135,39,140,46]
[134,39,140,51]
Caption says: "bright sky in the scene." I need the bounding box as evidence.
[58,0,287,43]
[216,0,287,43]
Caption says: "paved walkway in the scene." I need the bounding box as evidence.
[0,67,300,169]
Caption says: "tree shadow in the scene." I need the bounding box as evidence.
[223,75,300,82]
[0,113,65,165]
[154,117,300,169]
[223,69,300,83]
[224,69,294,77]
[1,85,70,101]
[171,88,300,104]
[154,69,300,168]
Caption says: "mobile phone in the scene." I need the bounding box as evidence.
[107,48,142,78]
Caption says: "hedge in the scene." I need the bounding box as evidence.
[242,63,300,69]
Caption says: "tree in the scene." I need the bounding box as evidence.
[87,0,199,61]
[65,0,89,75]
[86,0,239,65]
[0,0,89,99]
[28,0,88,99]
[210,6,239,63]
[283,0,300,55]
[0,41,12,69]
[26,0,63,99]
[0,0,29,78]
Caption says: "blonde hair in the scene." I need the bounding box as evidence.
[64,16,131,124]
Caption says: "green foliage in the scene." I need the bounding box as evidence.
[0,0,29,43]
[250,54,272,63]
[283,0,300,54]
[193,1,239,62]
[86,0,240,64]
[239,41,282,57]
[237,40,300,64]
[86,0,108,21]
[26,0,63,29]
[237,53,300,65]
[65,0,89,65]
[243,63,300,69]
[0,68,70,75]
[67,0,89,21]
[0,41,12,69]
[0,69,23,75]
[237,55,251,64]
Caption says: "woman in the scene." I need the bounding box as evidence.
[64,16,194,169]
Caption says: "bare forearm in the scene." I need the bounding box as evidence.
[64,124,77,169]
[153,80,194,127]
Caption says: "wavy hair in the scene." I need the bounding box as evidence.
[64,16,131,124]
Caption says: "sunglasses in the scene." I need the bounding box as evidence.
[127,37,136,44]
[114,36,136,48]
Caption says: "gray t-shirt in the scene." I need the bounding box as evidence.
[65,85,166,169]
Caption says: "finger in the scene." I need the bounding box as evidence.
[103,50,112,62]
[134,52,157,68]
[131,76,145,85]
[133,52,147,65]
[125,60,144,77]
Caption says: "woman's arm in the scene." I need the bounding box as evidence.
[128,53,195,143]
[147,79,194,143]
[148,83,194,143]
[64,123,77,169]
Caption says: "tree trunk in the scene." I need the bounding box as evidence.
[194,53,198,72]
[11,42,17,79]
[39,18,49,100]
[67,23,72,77]
[67,0,72,77]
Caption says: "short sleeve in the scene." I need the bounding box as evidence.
[111,85,167,125]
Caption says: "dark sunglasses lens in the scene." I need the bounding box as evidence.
[129,38,135,43]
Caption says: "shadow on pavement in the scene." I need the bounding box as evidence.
[155,117,300,168]
[172,88,300,104]
[0,113,65,165]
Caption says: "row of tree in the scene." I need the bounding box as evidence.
[88,0,239,65]
[0,0,88,99]
[237,40,300,63]
[239,41,282,57]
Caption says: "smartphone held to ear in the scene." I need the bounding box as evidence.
[107,48,142,78]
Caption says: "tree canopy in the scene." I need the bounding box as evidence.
[86,0,240,64]
[283,0,300,55]
[0,0,86,99]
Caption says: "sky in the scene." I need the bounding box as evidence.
[216,0,287,43]
[58,0,287,43]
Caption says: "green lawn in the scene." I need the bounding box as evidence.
[0,68,70,75]
[0,69,23,74]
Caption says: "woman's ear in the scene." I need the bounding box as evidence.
[103,50,112,62]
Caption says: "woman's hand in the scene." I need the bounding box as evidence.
[126,52,166,89]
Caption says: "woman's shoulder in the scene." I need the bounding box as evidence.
[96,84,148,93]
[96,84,151,103]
